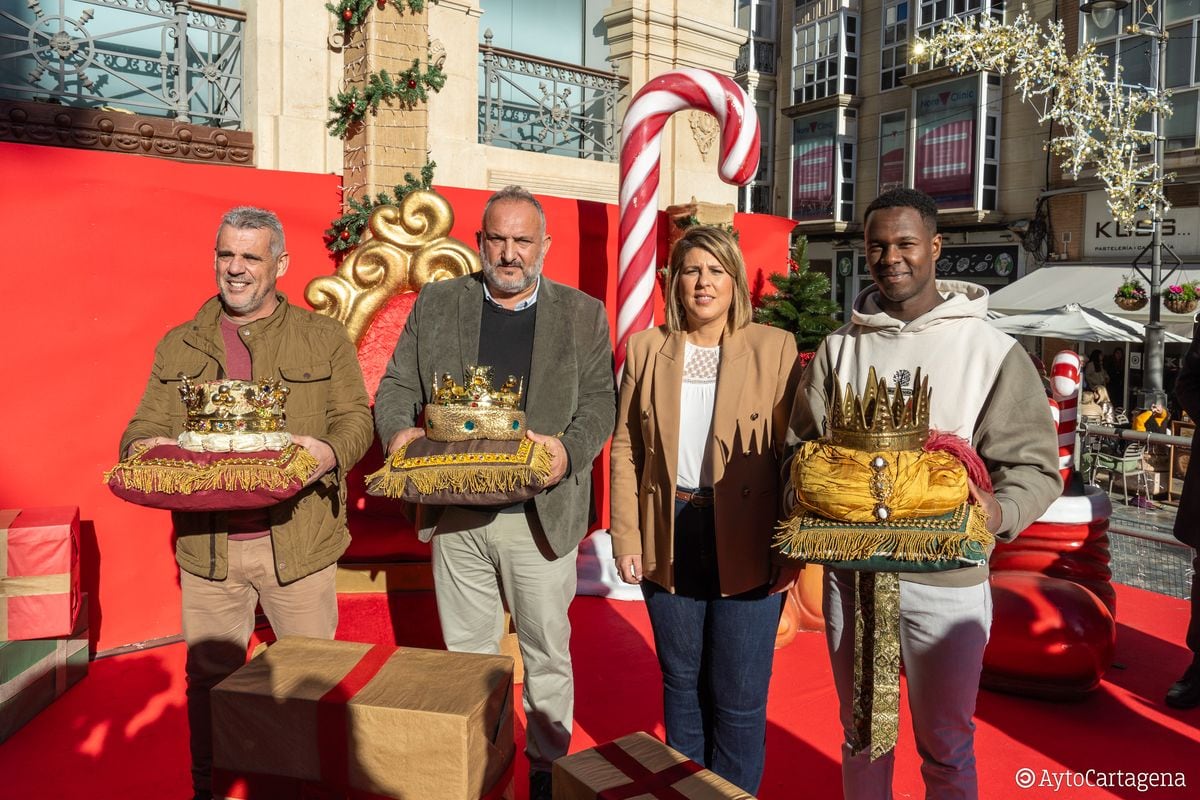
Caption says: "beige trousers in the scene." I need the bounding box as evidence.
[432,506,578,773]
[180,536,338,794]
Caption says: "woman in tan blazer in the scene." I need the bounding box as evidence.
[610,226,802,794]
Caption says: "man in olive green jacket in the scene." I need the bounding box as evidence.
[120,207,373,800]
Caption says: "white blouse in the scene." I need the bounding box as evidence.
[676,342,719,489]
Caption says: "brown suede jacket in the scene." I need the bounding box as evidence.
[120,294,373,583]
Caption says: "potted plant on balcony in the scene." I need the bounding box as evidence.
[1113,275,1149,311]
[1162,281,1200,315]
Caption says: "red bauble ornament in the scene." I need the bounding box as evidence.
[340,230,351,241]
[342,9,353,21]
[407,79,417,89]
[377,0,387,8]
[348,101,357,112]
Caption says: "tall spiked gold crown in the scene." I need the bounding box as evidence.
[425,366,527,442]
[828,367,931,452]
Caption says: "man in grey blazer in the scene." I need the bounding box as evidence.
[374,185,616,800]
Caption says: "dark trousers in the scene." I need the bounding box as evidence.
[641,497,783,795]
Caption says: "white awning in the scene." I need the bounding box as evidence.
[988,266,1197,335]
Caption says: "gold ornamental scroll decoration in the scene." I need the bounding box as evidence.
[305,190,480,344]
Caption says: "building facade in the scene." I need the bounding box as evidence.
[1,1,759,212]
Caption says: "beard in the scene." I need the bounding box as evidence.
[481,250,543,295]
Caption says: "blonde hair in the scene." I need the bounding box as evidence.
[664,225,752,334]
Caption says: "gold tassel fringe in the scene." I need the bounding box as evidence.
[773,504,991,565]
[365,443,553,499]
[106,446,319,495]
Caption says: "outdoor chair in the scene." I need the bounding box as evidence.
[1089,441,1148,504]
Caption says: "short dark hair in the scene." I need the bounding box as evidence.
[864,188,939,234]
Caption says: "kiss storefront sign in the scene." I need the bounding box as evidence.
[1083,191,1198,259]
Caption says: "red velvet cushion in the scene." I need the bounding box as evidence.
[107,444,313,512]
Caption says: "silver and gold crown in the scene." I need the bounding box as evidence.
[828,367,930,452]
[179,377,290,434]
[425,366,527,442]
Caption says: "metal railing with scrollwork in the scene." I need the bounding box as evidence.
[0,0,244,128]
[735,39,777,76]
[478,29,624,162]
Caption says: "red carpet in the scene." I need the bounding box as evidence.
[0,583,1195,799]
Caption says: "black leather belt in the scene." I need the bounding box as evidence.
[675,487,714,507]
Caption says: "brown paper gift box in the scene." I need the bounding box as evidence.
[552,732,755,799]
[212,637,514,799]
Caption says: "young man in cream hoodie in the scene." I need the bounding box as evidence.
[788,188,1061,799]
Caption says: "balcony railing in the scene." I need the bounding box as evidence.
[479,29,625,162]
[736,39,777,76]
[0,0,244,128]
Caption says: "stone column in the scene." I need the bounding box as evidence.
[340,4,435,204]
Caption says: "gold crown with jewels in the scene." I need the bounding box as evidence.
[179,377,290,434]
[425,365,526,442]
[828,367,931,453]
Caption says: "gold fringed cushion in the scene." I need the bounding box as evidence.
[773,501,992,572]
[792,441,967,522]
[106,444,318,511]
[365,437,552,506]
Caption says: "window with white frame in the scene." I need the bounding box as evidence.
[912,74,1000,210]
[881,0,909,91]
[1085,2,1200,151]
[916,0,1004,70]
[917,0,1004,35]
[791,108,857,221]
[792,12,858,104]
[879,110,908,193]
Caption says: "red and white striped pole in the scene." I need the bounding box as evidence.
[616,68,760,375]
[1050,350,1083,485]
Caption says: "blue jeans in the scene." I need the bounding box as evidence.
[641,497,784,795]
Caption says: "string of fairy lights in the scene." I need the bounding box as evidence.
[911,7,1173,225]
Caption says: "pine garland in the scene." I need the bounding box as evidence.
[327,0,428,33]
[326,161,437,256]
[327,60,447,138]
[754,235,840,353]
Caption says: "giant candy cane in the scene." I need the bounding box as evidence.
[616,69,760,374]
[1050,350,1083,485]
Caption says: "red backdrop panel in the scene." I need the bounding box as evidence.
[0,142,797,650]
[0,142,341,651]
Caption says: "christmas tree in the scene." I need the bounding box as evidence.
[754,235,839,353]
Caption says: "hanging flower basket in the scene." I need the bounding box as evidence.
[1113,274,1148,311]
[1162,282,1200,315]
[1115,295,1148,311]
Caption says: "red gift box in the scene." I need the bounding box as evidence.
[0,508,80,641]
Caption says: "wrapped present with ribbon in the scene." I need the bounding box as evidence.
[1,593,89,743]
[105,378,319,512]
[365,366,552,505]
[772,367,994,761]
[0,507,80,641]
[552,732,754,799]
[212,637,514,800]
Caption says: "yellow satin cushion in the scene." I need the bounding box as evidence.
[792,441,969,523]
